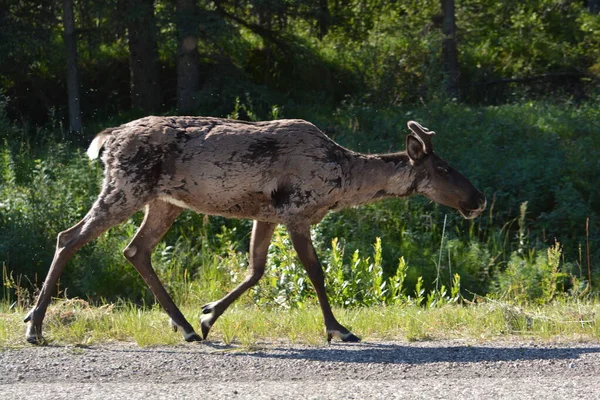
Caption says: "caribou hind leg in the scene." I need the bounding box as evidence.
[200,220,276,339]
[287,224,360,343]
[24,184,147,344]
[123,199,201,342]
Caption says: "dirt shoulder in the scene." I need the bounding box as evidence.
[2,340,600,399]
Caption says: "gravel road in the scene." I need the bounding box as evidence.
[2,340,600,399]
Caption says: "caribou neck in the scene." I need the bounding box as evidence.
[341,151,416,207]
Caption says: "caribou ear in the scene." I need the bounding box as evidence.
[407,121,435,154]
[406,134,426,162]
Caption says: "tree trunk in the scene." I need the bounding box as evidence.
[441,0,459,99]
[126,0,161,113]
[317,0,331,40]
[176,0,200,113]
[63,0,82,135]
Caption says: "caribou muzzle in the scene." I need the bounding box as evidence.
[458,192,487,219]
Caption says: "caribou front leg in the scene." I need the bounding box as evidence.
[200,220,276,339]
[287,224,360,343]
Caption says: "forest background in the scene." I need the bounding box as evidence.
[1,0,600,310]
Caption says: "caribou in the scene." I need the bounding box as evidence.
[25,116,486,344]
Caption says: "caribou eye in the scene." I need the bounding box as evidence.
[436,166,449,173]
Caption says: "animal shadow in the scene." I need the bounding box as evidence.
[243,341,600,365]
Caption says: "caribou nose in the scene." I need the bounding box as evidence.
[461,192,487,219]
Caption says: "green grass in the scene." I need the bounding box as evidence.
[2,299,599,348]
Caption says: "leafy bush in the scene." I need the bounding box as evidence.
[494,242,577,304]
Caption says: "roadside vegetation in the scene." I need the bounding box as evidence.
[1,1,600,346]
[2,298,600,348]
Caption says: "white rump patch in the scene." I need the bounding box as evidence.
[86,134,108,159]
[159,195,191,210]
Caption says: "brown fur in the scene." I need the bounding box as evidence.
[92,116,418,225]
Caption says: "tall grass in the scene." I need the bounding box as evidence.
[2,298,600,347]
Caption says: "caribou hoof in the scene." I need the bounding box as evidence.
[170,319,202,342]
[341,332,361,342]
[25,323,46,345]
[200,302,218,340]
[200,320,212,340]
[327,330,361,343]
[184,332,203,342]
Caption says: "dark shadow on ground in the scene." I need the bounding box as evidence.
[233,341,600,365]
[86,340,600,365]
